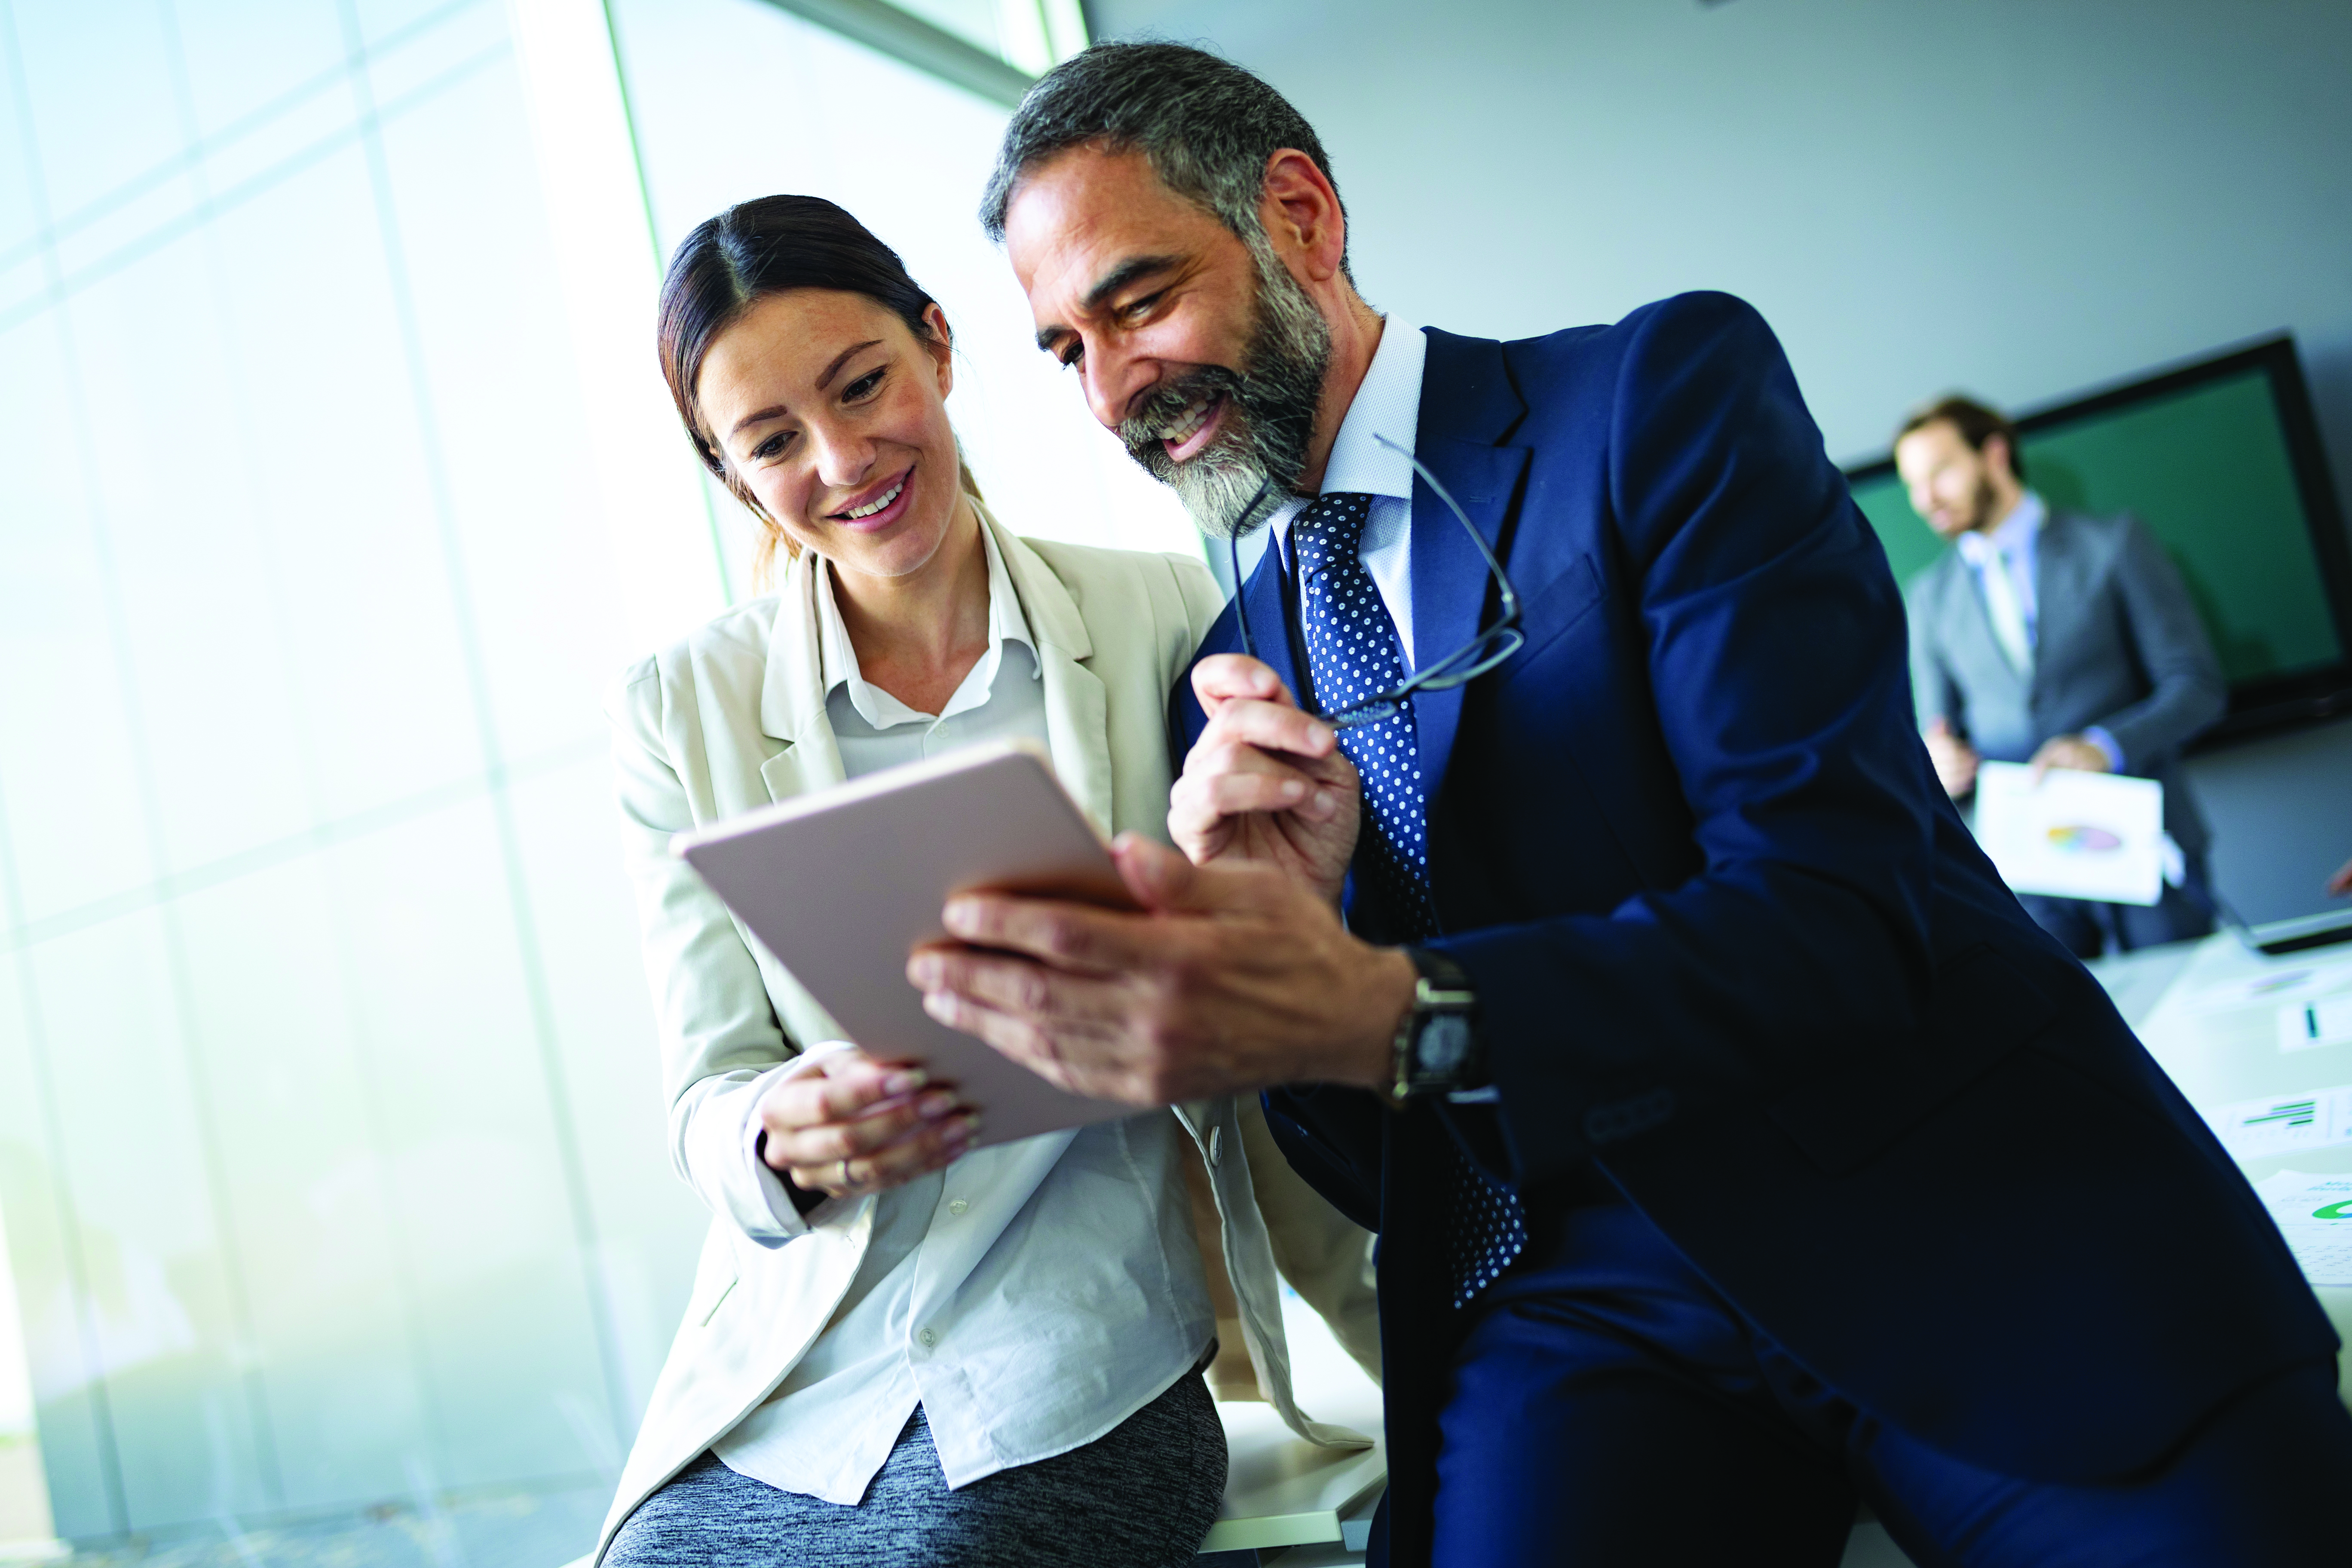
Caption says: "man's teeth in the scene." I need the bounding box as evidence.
[1162,397,1215,444]
[843,478,905,519]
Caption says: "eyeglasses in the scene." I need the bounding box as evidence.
[1228,433,1525,729]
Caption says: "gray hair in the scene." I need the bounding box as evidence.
[978,40,1350,278]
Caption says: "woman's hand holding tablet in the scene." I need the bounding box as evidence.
[756,1044,981,1200]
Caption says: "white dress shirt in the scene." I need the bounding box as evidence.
[1265,318,1429,665]
[712,522,1214,1504]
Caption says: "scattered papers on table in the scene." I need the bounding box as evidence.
[2254,1170,2352,1287]
[2279,994,2352,1054]
[1971,762,2164,906]
[2205,1084,2352,1161]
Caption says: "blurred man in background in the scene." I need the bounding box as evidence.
[1896,396,2226,957]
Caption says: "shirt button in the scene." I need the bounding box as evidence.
[947,1198,968,1216]
[1207,1126,1223,1167]
[919,1328,937,1348]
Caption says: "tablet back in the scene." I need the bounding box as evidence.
[673,742,1139,1145]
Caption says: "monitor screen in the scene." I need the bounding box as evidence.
[1846,336,2352,740]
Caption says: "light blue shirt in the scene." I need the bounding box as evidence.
[714,529,1213,1504]
[1954,490,2046,650]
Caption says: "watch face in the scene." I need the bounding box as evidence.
[1417,1014,1473,1078]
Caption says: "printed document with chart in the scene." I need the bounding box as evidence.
[1971,761,2164,906]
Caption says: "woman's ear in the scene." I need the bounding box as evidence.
[921,301,955,398]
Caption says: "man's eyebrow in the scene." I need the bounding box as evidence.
[727,339,886,436]
[1083,254,1181,313]
[1034,254,1185,352]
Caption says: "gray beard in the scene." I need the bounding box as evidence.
[1117,238,1333,540]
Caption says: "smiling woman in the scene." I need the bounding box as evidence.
[592,196,1383,1567]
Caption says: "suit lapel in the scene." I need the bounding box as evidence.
[1408,331,1530,808]
[2028,508,2082,685]
[991,511,1117,835]
[1237,536,1304,710]
[759,551,848,801]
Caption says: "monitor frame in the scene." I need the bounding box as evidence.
[1847,334,2352,747]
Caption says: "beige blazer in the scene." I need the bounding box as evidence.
[597,505,1380,1558]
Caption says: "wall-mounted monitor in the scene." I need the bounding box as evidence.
[1845,335,2352,744]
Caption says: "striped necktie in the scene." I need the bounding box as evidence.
[1291,493,1527,1308]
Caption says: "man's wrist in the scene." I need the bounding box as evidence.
[1351,947,1420,1087]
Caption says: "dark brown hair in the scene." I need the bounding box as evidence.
[655,194,980,589]
[1897,394,2026,481]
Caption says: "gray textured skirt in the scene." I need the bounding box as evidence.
[604,1372,1226,1567]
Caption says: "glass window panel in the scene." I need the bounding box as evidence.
[201,144,487,824]
[0,319,157,928]
[8,0,185,230]
[369,55,637,764]
[319,800,616,1486]
[0,15,40,259]
[169,858,432,1512]
[26,910,273,1527]
[60,233,315,880]
[504,760,704,1425]
[166,0,349,143]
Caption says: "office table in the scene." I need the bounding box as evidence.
[2087,931,2352,1409]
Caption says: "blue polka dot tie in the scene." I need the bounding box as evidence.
[1291,493,1526,1309]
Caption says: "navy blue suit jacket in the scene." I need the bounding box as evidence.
[1173,295,2333,1564]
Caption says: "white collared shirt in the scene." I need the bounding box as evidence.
[1267,318,1429,665]
[815,517,1049,772]
[714,530,1213,1504]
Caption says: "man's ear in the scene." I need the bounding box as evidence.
[1258,147,1347,285]
[1983,432,2017,484]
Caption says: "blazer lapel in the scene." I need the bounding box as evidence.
[2028,508,2086,688]
[1409,331,1531,807]
[759,551,848,801]
[990,511,1116,835]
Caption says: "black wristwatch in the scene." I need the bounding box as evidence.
[1385,947,1484,1105]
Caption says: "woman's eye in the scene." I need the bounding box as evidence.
[843,368,885,402]
[751,432,792,461]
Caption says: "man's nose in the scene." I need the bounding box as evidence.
[1081,342,1153,433]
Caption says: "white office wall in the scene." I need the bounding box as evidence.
[605,0,1201,581]
[1091,0,2352,474]
[0,0,707,1539]
[1090,0,2352,920]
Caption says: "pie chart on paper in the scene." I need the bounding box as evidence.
[2046,824,2124,854]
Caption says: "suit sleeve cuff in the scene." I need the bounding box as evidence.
[2083,726,2125,772]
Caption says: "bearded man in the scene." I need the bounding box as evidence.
[903,41,2350,1568]
[1894,396,2226,959]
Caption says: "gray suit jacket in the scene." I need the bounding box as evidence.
[1905,508,2226,856]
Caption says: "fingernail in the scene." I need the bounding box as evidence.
[908,954,940,987]
[1280,778,1306,802]
[922,991,955,1025]
[918,1088,959,1118]
[942,898,979,935]
[1305,788,1338,820]
[885,1068,929,1096]
[949,1113,983,1143]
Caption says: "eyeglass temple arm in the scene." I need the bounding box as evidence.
[1371,433,1521,626]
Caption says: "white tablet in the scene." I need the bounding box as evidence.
[672,741,1140,1146]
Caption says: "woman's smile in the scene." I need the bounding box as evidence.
[828,464,916,531]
